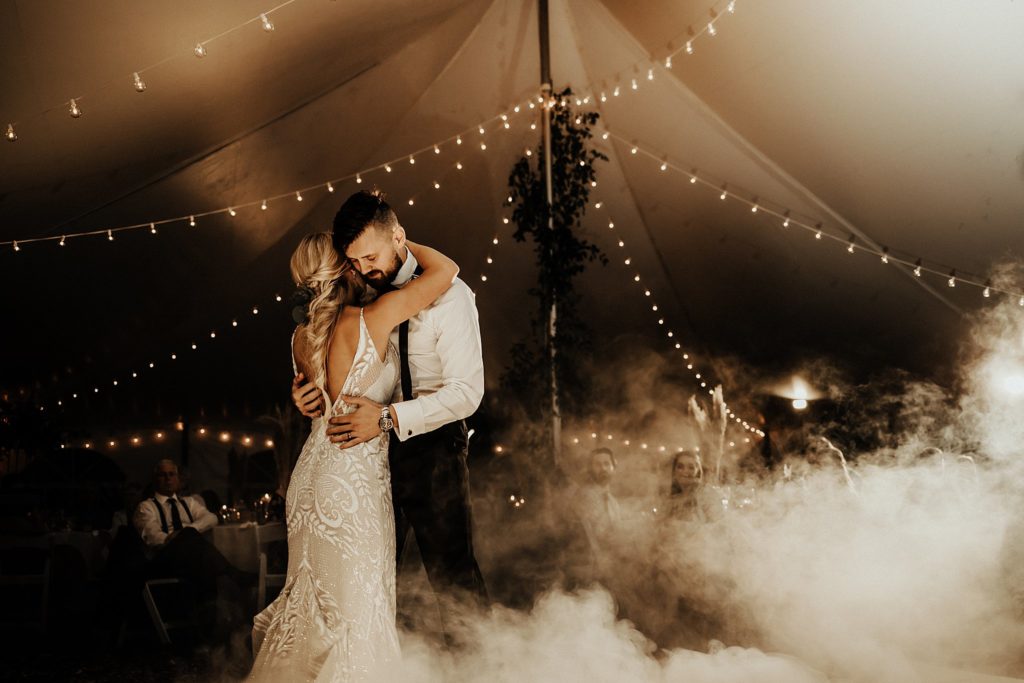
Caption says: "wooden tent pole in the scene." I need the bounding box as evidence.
[538,0,561,464]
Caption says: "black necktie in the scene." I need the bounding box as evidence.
[168,497,184,531]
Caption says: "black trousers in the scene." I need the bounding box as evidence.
[389,420,488,611]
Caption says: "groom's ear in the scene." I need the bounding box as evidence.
[392,224,407,249]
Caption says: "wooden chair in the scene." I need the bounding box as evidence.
[254,523,287,610]
[141,577,192,645]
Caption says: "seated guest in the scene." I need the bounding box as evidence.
[133,459,252,642]
[135,459,219,546]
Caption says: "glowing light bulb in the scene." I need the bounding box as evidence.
[720,186,727,200]
[480,142,487,150]
[5,123,16,141]
[69,99,82,118]
[384,164,392,173]
[728,1,736,12]
[434,145,440,154]
[881,249,889,264]
[231,320,237,327]
[59,235,66,247]
[983,285,991,298]
[503,217,510,224]
[634,275,641,282]
[478,126,485,135]
[194,43,207,58]
[660,162,668,171]
[493,237,499,245]
[530,123,537,130]
[782,213,790,227]
[486,257,493,264]
[847,236,855,253]
[356,174,362,184]
[503,121,510,129]
[275,294,282,302]
[228,207,237,217]
[608,221,615,228]
[252,306,259,315]
[189,215,196,227]
[456,161,463,170]
[647,68,654,81]
[150,223,157,235]
[107,229,114,241]
[631,78,638,90]
[914,259,922,277]
[815,230,822,240]
[665,56,673,68]
[210,331,216,338]
[751,202,759,213]
[708,22,717,36]
[602,132,609,140]
[600,92,607,102]
[456,136,463,145]
[690,175,697,184]
[686,41,694,55]
[191,343,197,350]
[261,199,268,210]
[526,149,532,157]
[625,258,631,265]
[12,241,19,252]
[408,155,415,164]
[480,274,487,282]
[618,240,624,247]
[296,191,303,201]
[613,86,621,97]
[132,72,146,92]
[327,182,334,193]
[948,270,956,287]
[631,147,637,154]
[408,199,414,206]
[433,181,441,189]
[260,13,274,31]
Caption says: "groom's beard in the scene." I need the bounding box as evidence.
[362,252,402,287]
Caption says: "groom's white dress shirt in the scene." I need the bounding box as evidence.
[387,249,485,440]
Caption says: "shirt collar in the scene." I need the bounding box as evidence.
[154,492,177,504]
[391,247,418,287]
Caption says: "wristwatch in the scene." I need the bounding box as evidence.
[378,406,394,434]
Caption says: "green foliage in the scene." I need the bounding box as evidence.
[500,89,608,425]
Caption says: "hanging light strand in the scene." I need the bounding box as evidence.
[2,94,537,250]
[3,0,302,136]
[598,130,1022,303]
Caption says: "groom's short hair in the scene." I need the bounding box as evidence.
[332,190,398,254]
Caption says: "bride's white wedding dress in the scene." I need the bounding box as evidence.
[249,309,401,682]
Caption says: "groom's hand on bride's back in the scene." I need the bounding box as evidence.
[291,373,324,418]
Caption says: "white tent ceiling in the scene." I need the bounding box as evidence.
[3,0,1023,408]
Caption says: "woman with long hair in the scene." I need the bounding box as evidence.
[248,230,458,681]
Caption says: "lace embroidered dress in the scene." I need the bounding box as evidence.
[249,309,401,682]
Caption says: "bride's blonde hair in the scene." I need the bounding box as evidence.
[289,232,367,395]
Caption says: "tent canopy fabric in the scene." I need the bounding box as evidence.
[3,0,1022,413]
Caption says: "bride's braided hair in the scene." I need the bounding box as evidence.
[289,232,366,397]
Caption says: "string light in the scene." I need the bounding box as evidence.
[12,241,19,252]
[194,43,207,58]
[913,259,922,277]
[261,199,268,210]
[150,223,157,235]
[260,13,274,32]
[880,247,889,264]
[59,236,66,247]
[948,270,957,288]
[326,182,334,193]
[69,99,82,118]
[107,230,114,242]
[847,235,855,253]
[189,215,196,227]
[295,191,303,201]
[5,124,16,142]
[228,207,237,217]
[132,72,146,92]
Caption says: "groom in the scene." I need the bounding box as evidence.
[290,190,489,625]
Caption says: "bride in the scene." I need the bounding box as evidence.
[248,231,458,682]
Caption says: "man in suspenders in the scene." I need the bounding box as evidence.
[132,459,252,637]
[291,190,488,640]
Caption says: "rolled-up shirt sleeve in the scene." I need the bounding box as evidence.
[184,496,219,533]
[390,283,484,440]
